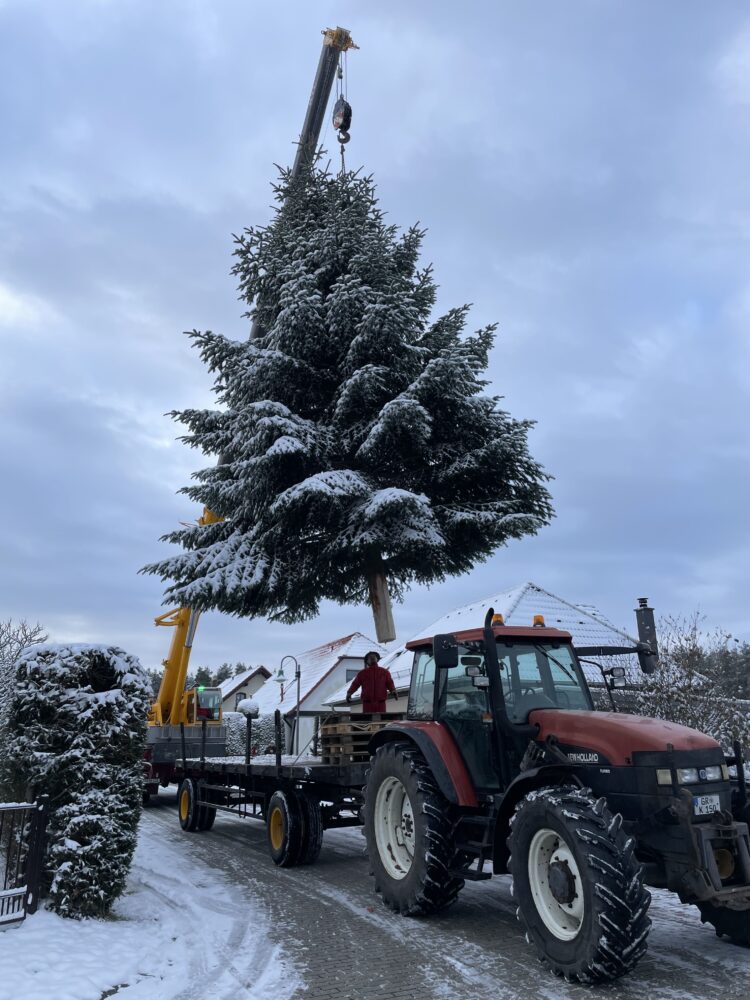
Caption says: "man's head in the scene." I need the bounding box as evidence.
[364,651,381,667]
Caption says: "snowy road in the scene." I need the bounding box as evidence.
[143,792,750,1000]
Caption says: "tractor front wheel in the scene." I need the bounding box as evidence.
[698,902,750,945]
[364,742,464,916]
[509,785,651,983]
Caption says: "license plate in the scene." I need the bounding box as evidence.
[693,793,720,817]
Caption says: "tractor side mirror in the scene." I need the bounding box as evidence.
[434,634,459,670]
[606,666,627,690]
[472,675,490,689]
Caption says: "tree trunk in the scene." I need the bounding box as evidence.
[367,565,396,643]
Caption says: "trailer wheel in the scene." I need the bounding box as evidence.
[509,785,651,984]
[197,804,217,831]
[266,790,304,867]
[364,742,465,916]
[178,778,200,832]
[697,902,750,945]
[298,795,323,865]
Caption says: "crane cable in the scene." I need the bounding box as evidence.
[332,51,352,174]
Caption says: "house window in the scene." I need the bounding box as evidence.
[234,691,247,709]
[345,669,359,682]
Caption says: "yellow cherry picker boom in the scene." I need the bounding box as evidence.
[144,27,358,800]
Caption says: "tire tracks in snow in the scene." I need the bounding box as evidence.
[144,797,750,999]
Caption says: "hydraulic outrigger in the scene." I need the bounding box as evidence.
[144,27,359,798]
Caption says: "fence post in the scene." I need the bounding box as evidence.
[24,796,48,916]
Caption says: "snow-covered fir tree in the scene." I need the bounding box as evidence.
[6,644,151,918]
[144,166,553,637]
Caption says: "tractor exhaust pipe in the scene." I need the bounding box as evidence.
[635,597,659,675]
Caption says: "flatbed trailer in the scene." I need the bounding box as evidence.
[174,750,371,865]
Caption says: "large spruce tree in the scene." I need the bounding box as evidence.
[144,166,553,637]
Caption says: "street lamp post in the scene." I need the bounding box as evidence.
[280,655,301,756]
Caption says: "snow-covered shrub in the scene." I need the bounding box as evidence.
[634,615,750,752]
[223,711,247,755]
[223,710,280,756]
[0,619,46,798]
[6,643,151,918]
[253,713,279,754]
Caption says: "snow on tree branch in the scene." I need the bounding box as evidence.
[142,166,554,629]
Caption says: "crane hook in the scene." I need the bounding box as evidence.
[332,95,352,139]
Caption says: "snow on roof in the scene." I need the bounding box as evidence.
[252,632,386,716]
[218,666,271,700]
[328,582,640,703]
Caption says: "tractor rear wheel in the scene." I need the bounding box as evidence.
[697,902,750,945]
[364,742,464,916]
[509,785,651,983]
[266,790,304,867]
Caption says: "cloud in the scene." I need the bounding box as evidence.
[0,0,748,674]
[715,21,750,106]
[0,281,55,327]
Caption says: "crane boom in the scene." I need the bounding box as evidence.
[148,27,357,735]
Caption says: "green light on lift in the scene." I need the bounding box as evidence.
[197,686,206,692]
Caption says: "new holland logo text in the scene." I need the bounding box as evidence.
[567,752,600,763]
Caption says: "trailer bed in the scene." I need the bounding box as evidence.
[181,754,369,788]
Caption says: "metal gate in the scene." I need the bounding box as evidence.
[0,799,47,928]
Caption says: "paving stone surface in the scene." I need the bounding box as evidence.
[145,794,750,999]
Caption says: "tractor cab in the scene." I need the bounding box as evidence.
[406,616,593,793]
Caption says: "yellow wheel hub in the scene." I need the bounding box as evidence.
[179,788,190,822]
[269,806,284,851]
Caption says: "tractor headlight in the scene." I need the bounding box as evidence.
[677,768,700,784]
[700,765,723,782]
[656,767,703,785]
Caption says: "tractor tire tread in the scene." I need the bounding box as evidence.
[364,742,464,917]
[508,784,651,984]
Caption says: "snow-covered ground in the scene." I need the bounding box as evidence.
[0,798,299,1000]
[3,790,750,1000]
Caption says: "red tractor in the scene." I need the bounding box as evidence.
[363,609,750,984]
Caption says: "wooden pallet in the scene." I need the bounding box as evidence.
[320,719,393,737]
[318,713,404,764]
[319,713,403,734]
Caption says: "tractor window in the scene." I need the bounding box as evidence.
[436,648,499,791]
[496,642,591,721]
[437,651,490,720]
[408,651,436,720]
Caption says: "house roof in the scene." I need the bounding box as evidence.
[218,665,271,701]
[252,631,387,716]
[328,582,641,703]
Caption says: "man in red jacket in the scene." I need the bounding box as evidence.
[346,651,398,713]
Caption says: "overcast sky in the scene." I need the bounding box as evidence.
[1,1,748,674]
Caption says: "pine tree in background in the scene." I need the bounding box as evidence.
[144,166,553,639]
